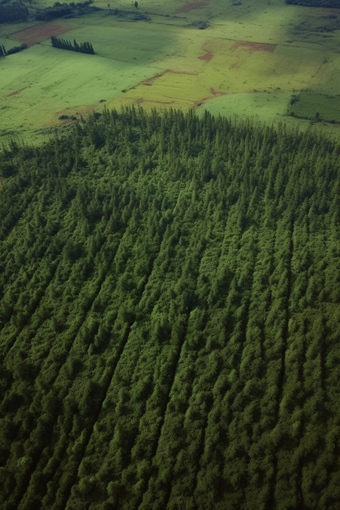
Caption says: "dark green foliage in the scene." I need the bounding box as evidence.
[35,5,73,20]
[0,2,28,23]
[51,36,95,54]
[286,0,340,7]
[0,44,7,57]
[0,108,340,509]
[35,2,99,21]
[6,44,27,56]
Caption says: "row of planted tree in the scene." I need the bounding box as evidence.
[51,36,95,55]
[0,108,340,510]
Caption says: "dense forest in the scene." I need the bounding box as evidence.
[0,108,340,510]
[286,0,340,8]
[35,2,99,21]
[0,2,28,23]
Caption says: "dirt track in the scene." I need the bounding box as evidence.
[231,41,277,53]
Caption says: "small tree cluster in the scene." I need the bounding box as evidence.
[51,36,95,54]
[7,44,28,56]
[286,0,339,6]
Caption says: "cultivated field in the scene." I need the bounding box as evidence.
[1,0,340,143]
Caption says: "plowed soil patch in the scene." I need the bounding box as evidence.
[15,24,73,46]
[8,87,26,96]
[175,1,209,13]
[199,51,213,62]
[231,41,277,53]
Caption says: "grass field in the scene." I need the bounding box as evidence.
[1,0,340,143]
[289,92,340,123]
[1,41,161,142]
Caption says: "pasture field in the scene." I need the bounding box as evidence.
[1,42,161,142]
[1,0,340,143]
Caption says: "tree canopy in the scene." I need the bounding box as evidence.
[0,107,340,510]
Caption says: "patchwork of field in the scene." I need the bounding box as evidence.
[0,41,161,142]
[1,0,340,142]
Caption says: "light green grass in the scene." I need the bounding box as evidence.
[0,43,161,142]
[57,21,179,65]
[1,0,340,143]
[199,92,292,124]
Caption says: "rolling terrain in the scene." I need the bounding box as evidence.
[1,0,340,143]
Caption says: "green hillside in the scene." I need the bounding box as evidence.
[2,0,340,144]
[1,108,340,510]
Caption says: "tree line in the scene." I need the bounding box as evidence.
[0,107,340,510]
[0,43,28,57]
[286,0,340,7]
[0,2,28,23]
[51,36,95,54]
[0,44,7,57]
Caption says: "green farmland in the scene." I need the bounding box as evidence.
[289,92,340,123]
[1,0,340,143]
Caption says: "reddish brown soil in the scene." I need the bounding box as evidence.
[142,71,166,86]
[14,23,74,47]
[8,87,26,97]
[199,51,213,62]
[142,69,198,87]
[231,41,277,53]
[175,1,209,13]
[193,88,226,109]
[210,87,223,96]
